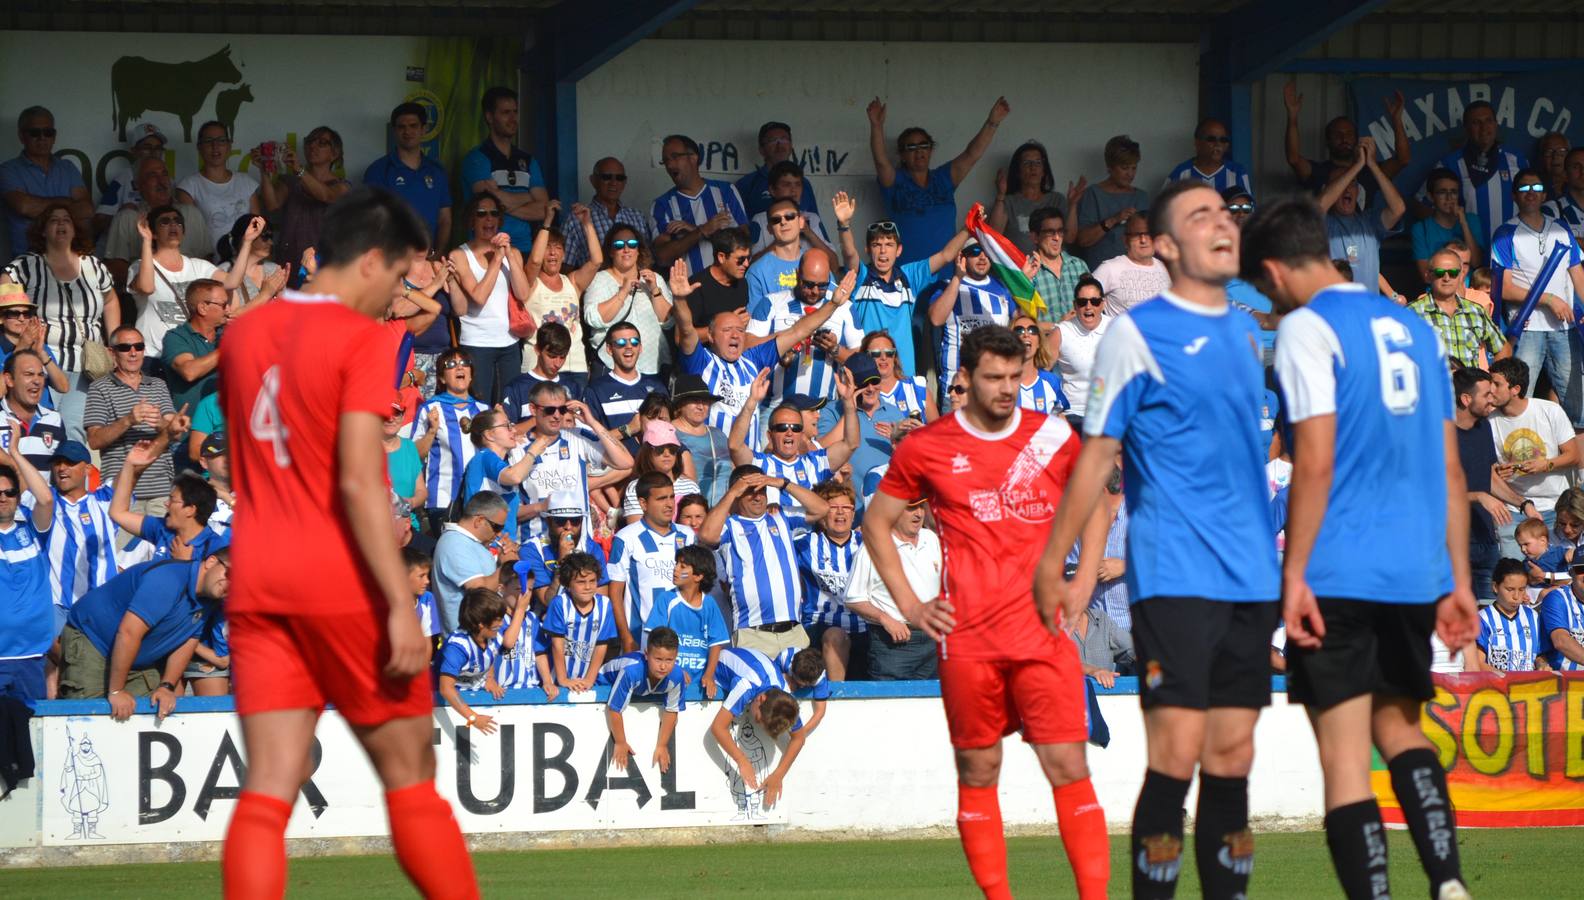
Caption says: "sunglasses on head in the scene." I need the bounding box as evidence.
[1516,183,1546,194]
[440,358,472,370]
[1074,296,1105,308]
[867,221,900,236]
[609,336,640,348]
[770,422,805,434]
[769,212,800,225]
[596,172,628,182]
[869,349,897,358]
[1431,267,1462,278]
[25,127,57,139]
[963,246,985,257]
[112,341,146,352]
[1012,325,1040,336]
[611,238,640,250]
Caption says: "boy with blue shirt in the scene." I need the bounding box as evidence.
[1540,563,1584,671]
[706,645,811,809]
[542,551,617,691]
[598,626,687,773]
[1245,195,1475,900]
[435,587,527,736]
[644,544,730,682]
[402,547,443,656]
[0,441,57,707]
[1044,180,1280,900]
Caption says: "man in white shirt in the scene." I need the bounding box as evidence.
[843,496,941,679]
[1091,216,1170,316]
[1487,356,1580,561]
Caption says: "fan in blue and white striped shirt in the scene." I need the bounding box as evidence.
[1162,119,1253,196]
[732,378,859,519]
[542,552,618,688]
[1477,561,1548,673]
[1540,579,1584,672]
[1419,103,1527,245]
[413,386,488,519]
[707,465,832,631]
[650,136,750,278]
[796,513,867,635]
[925,256,1014,405]
[608,481,697,650]
[44,476,118,614]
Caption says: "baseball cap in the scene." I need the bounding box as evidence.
[50,440,91,465]
[962,237,981,250]
[200,433,227,458]
[129,123,168,148]
[546,491,584,521]
[643,419,680,447]
[0,283,34,310]
[845,353,881,387]
[784,393,827,412]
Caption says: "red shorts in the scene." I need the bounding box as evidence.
[938,644,1088,749]
[229,609,431,727]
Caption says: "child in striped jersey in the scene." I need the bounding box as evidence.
[543,552,618,691]
[494,559,559,696]
[435,587,528,735]
[402,547,443,659]
[1476,559,1550,673]
[599,627,687,773]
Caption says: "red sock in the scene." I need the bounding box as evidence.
[1054,778,1111,900]
[386,781,479,900]
[222,790,291,900]
[957,783,1012,900]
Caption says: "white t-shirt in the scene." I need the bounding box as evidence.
[1091,255,1171,317]
[1489,397,1575,511]
[128,255,220,356]
[843,528,942,623]
[1054,316,1109,418]
[583,269,673,374]
[176,170,259,249]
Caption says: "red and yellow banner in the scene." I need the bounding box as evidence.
[1372,673,1584,827]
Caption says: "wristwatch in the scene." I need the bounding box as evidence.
[780,477,791,491]
[157,681,178,693]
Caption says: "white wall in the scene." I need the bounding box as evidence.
[577,39,1201,233]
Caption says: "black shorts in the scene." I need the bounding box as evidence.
[1132,597,1280,710]
[1287,597,1436,710]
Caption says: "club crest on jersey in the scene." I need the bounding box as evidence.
[424,175,435,189]
[459,416,472,432]
[559,445,571,459]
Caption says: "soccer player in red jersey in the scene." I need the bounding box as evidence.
[218,188,478,900]
[863,324,1111,899]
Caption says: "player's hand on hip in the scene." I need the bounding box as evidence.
[383,608,430,680]
[1436,586,1480,650]
[1282,574,1325,650]
[916,598,956,641]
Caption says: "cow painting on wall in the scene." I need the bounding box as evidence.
[111,45,244,142]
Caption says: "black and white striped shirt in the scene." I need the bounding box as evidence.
[2,252,112,372]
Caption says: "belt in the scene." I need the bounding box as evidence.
[752,620,799,633]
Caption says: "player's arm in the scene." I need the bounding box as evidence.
[536,651,560,701]
[709,705,759,789]
[338,410,430,679]
[762,725,809,808]
[107,439,161,535]
[605,704,633,769]
[1282,413,1336,650]
[700,476,751,546]
[500,589,529,652]
[1037,435,1120,632]
[929,265,965,327]
[575,399,635,473]
[800,698,827,736]
[578,642,610,692]
[777,478,828,524]
[926,230,972,276]
[549,634,571,686]
[607,577,634,653]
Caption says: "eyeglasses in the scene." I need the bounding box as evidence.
[1012,325,1040,336]
[901,142,935,152]
[1516,184,1546,194]
[197,136,230,146]
[867,221,900,236]
[440,358,472,370]
[949,385,967,395]
[111,341,146,352]
[1200,135,1231,144]
[480,516,505,534]
[769,212,800,225]
[868,349,897,359]
[962,246,985,257]
[1431,190,1460,198]
[1227,203,1254,214]
[1,308,36,320]
[596,172,628,182]
[0,488,19,499]
[306,136,334,147]
[25,128,56,139]
[1035,228,1063,237]
[609,336,640,348]
[662,152,696,163]
[1431,267,1462,278]
[1074,296,1105,308]
[769,422,805,434]
[535,404,569,416]
[611,238,640,250]
[475,209,502,218]
[155,216,184,228]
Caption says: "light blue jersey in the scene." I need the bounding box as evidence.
[642,587,730,674]
[1019,369,1068,416]
[1275,283,1454,603]
[1477,604,1546,673]
[1540,584,1584,671]
[1086,292,1280,602]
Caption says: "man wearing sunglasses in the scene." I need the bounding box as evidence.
[84,325,177,518]
[516,380,633,541]
[1542,146,1584,245]
[2,105,92,256]
[728,366,859,521]
[926,238,1012,405]
[1491,167,1584,427]
[746,197,827,316]
[162,279,228,417]
[1408,248,1508,369]
[586,323,664,435]
[104,157,213,264]
[0,285,68,406]
[748,247,863,413]
[746,161,833,258]
[563,157,653,268]
[1284,81,1412,202]
[1163,118,1254,197]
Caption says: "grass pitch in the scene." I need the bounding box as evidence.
[1,828,1574,898]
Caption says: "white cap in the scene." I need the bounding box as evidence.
[129,123,167,148]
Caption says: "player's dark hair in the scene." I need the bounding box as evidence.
[481,86,516,117]
[1148,178,1219,240]
[184,277,226,310]
[1194,117,1227,140]
[647,626,680,653]
[468,409,505,447]
[789,648,825,688]
[635,470,674,502]
[16,105,51,129]
[1463,100,1495,123]
[959,324,1024,374]
[1331,258,1354,280]
[145,203,182,230]
[1492,558,1528,585]
[675,543,717,593]
[1238,194,1331,285]
[172,472,217,525]
[535,321,572,356]
[1489,357,1529,398]
[390,101,426,126]
[459,587,508,635]
[401,546,431,570]
[638,393,673,423]
[758,121,792,146]
[316,187,431,269]
[558,551,601,585]
[1452,366,1490,408]
[758,688,799,738]
[437,347,472,370]
[710,226,752,260]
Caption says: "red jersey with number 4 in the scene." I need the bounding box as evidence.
[219,291,396,615]
[878,408,1081,661]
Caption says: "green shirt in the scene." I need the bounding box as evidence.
[1407,293,1505,369]
[160,322,221,415]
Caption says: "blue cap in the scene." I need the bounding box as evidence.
[844,353,881,387]
[785,393,827,411]
[199,433,227,458]
[50,440,91,465]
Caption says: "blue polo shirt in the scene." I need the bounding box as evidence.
[363,152,453,239]
[461,141,544,246]
[68,558,209,670]
[852,398,908,493]
[0,153,84,258]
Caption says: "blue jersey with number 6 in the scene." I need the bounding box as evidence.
[1275,282,1454,604]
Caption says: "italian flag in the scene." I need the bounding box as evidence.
[964,202,1046,319]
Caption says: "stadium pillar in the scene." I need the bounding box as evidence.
[1199,0,1385,177]
[525,0,703,204]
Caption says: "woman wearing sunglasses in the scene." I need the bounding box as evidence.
[1053,275,1109,432]
[520,200,602,376]
[1011,313,1067,416]
[584,223,671,375]
[618,420,701,526]
[216,213,287,314]
[448,193,534,406]
[861,330,936,422]
[130,208,256,358]
[256,126,352,283]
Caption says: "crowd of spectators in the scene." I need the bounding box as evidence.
[3,79,1583,731]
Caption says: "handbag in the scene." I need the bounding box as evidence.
[507,287,537,340]
[81,339,114,380]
